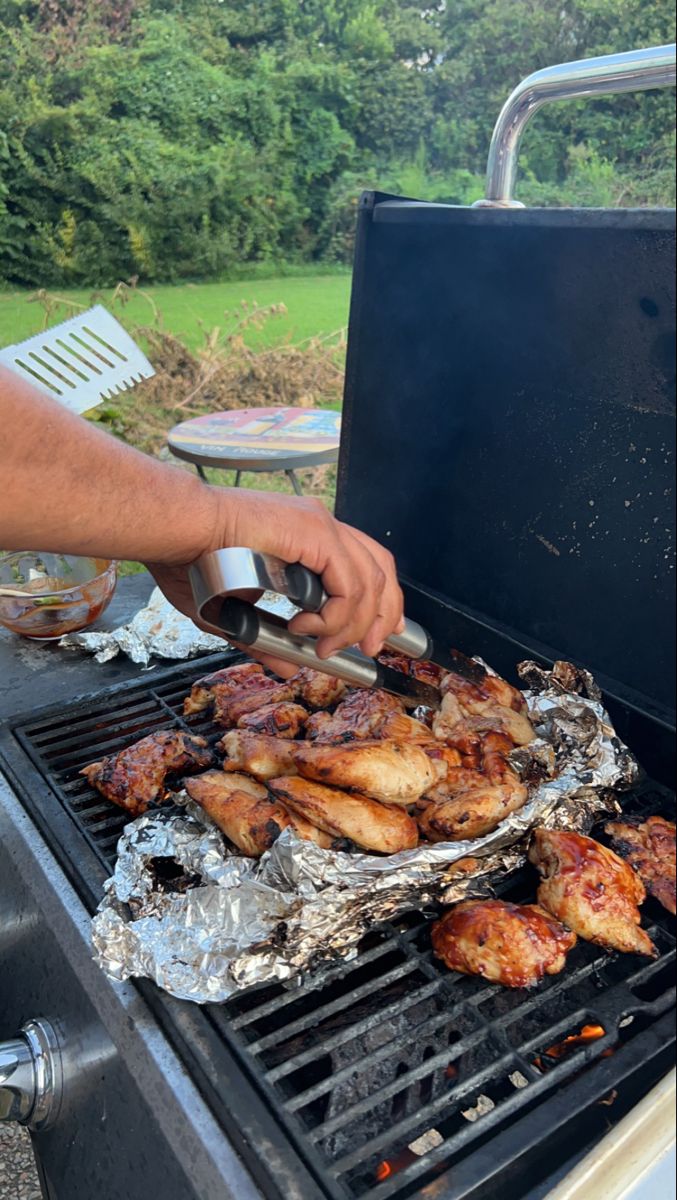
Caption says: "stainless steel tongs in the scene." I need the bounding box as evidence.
[189,548,443,707]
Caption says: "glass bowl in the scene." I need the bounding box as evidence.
[0,552,117,640]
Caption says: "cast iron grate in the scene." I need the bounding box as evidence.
[5,655,676,1200]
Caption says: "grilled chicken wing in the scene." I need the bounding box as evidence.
[305,689,405,743]
[183,662,265,715]
[290,667,348,710]
[431,900,577,988]
[529,829,657,957]
[605,816,676,915]
[418,732,527,841]
[82,731,212,817]
[433,670,534,747]
[237,701,309,739]
[268,776,419,854]
[294,739,440,806]
[183,770,291,856]
[219,730,298,780]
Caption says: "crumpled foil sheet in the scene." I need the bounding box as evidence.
[92,659,639,1003]
[60,586,296,666]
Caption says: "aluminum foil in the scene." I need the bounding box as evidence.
[60,586,297,666]
[92,660,639,1003]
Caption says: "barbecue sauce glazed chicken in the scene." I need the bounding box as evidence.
[81,730,212,817]
[431,899,577,988]
[529,829,657,957]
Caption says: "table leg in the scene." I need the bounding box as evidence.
[286,470,304,497]
[234,470,243,487]
[195,464,208,482]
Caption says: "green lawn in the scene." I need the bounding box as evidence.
[0,272,352,352]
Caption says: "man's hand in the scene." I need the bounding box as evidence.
[148,488,404,676]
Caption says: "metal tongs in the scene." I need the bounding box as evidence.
[189,548,444,707]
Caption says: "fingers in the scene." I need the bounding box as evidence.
[215,488,404,660]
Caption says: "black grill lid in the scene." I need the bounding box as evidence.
[336,195,676,717]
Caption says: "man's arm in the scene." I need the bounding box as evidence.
[0,368,403,660]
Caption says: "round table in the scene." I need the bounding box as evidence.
[167,406,341,495]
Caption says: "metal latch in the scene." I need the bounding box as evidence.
[0,1018,62,1130]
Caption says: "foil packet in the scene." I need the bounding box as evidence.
[60,586,297,666]
[92,660,639,1003]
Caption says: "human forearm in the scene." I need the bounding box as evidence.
[0,367,217,565]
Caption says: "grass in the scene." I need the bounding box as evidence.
[0,272,352,352]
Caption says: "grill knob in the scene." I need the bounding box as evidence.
[0,1018,62,1129]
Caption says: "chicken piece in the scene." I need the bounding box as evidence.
[431,899,577,988]
[81,731,212,817]
[219,730,298,780]
[294,739,440,806]
[433,670,535,747]
[605,816,676,915]
[183,662,265,715]
[268,776,419,854]
[529,829,657,957]
[305,689,405,743]
[379,712,437,744]
[237,701,309,739]
[419,732,527,841]
[378,651,446,690]
[183,770,291,856]
[290,667,348,710]
[214,676,298,728]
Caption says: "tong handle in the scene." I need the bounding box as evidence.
[282,562,432,661]
[218,598,382,688]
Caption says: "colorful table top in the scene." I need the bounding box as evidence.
[167,407,342,471]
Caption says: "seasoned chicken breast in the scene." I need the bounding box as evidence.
[418,732,527,841]
[529,828,657,957]
[268,776,419,854]
[183,662,265,715]
[293,739,440,806]
[81,731,212,817]
[237,701,309,739]
[214,676,298,728]
[219,730,298,780]
[183,770,290,856]
[431,899,577,988]
[605,815,676,915]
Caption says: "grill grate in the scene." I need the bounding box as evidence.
[3,655,676,1200]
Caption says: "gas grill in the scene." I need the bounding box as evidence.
[0,642,675,1200]
[1,44,675,1200]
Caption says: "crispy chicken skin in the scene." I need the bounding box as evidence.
[419,732,527,841]
[605,816,676,915]
[81,731,212,817]
[183,770,292,856]
[293,739,440,806]
[305,689,405,743]
[268,776,419,854]
[219,730,298,780]
[434,671,535,747]
[290,667,348,710]
[377,651,446,689]
[529,829,657,957]
[379,712,437,743]
[183,662,265,715]
[237,701,309,739]
[431,900,577,988]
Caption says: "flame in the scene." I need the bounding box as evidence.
[375,1161,392,1182]
[533,1023,607,1070]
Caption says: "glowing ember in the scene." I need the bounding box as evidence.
[533,1023,607,1070]
[374,1149,417,1182]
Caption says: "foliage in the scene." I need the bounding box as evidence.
[0,0,674,285]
